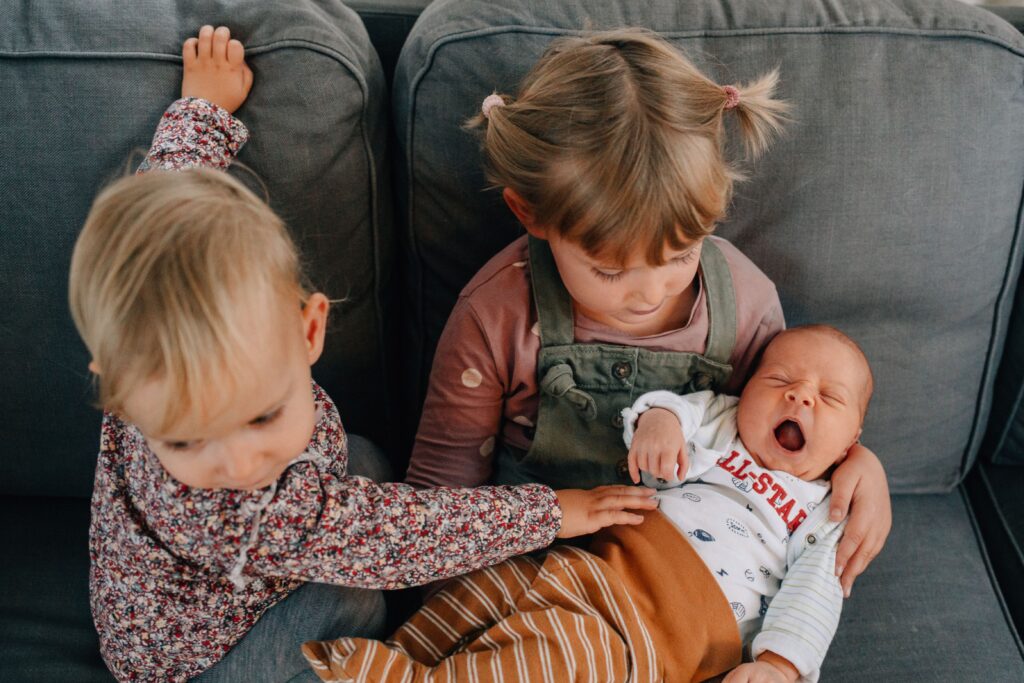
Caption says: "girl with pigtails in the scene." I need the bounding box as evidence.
[407,28,890,596]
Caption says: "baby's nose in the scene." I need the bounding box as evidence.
[785,386,814,407]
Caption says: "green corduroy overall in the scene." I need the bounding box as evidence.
[494,236,738,490]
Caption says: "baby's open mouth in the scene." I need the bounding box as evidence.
[774,419,805,452]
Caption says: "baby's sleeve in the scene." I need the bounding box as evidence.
[751,517,846,683]
[136,97,248,173]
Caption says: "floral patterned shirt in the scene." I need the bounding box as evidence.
[89,98,562,682]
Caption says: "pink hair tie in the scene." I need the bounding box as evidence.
[482,93,505,119]
[722,85,740,110]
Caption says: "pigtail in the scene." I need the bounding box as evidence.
[723,69,791,161]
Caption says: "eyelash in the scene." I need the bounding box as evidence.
[251,408,283,427]
[590,251,697,282]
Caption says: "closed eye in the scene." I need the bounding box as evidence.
[165,440,200,452]
[591,267,624,282]
[250,406,283,427]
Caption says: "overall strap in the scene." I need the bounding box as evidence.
[699,239,737,366]
[528,236,575,347]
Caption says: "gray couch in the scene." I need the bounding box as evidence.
[2,0,1024,680]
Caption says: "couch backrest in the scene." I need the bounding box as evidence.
[0,0,393,497]
[393,0,1024,492]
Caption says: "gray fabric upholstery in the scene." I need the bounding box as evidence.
[0,496,113,682]
[822,492,1024,680]
[392,0,1024,493]
[0,0,393,498]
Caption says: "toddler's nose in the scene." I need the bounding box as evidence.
[220,442,261,485]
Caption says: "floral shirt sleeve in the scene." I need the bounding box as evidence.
[136,97,248,173]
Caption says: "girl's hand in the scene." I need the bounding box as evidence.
[181,25,253,114]
[830,442,891,596]
[554,486,658,538]
[628,408,688,484]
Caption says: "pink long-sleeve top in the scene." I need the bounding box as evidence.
[406,234,785,489]
[89,98,561,683]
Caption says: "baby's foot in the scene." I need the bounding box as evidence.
[181,25,253,114]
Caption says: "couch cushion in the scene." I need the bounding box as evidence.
[392,0,1024,493]
[0,0,393,497]
[0,496,113,682]
[822,491,1024,680]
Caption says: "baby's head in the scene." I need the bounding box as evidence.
[69,168,329,490]
[470,29,789,333]
[737,325,873,480]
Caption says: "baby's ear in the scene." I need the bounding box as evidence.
[88,360,101,375]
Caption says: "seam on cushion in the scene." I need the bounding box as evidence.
[0,37,390,388]
[959,482,1024,658]
[968,166,1024,472]
[409,24,1024,63]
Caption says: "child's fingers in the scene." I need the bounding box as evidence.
[227,38,245,65]
[828,473,856,523]
[213,26,231,63]
[627,451,640,484]
[595,510,645,529]
[838,543,879,597]
[182,37,198,67]
[197,25,215,59]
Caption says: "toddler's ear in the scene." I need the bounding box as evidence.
[88,360,101,375]
[302,293,330,365]
[502,187,547,238]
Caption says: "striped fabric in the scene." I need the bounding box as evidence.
[304,511,742,682]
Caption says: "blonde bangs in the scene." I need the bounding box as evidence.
[70,168,307,433]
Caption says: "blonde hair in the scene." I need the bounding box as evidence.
[468,28,790,265]
[69,168,310,432]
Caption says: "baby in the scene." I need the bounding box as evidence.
[301,324,874,683]
[624,324,873,682]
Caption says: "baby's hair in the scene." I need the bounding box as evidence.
[771,325,874,414]
[467,28,790,266]
[69,168,312,432]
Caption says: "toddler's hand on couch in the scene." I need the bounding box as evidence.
[554,486,658,538]
[181,25,253,113]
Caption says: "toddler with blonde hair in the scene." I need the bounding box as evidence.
[71,26,656,683]
[408,28,890,598]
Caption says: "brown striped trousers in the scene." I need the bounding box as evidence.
[303,511,741,683]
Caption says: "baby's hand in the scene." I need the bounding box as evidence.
[181,25,253,113]
[554,486,658,538]
[628,408,688,484]
[723,661,795,683]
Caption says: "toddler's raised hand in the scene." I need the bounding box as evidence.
[181,25,253,114]
[628,407,688,484]
[554,486,658,538]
